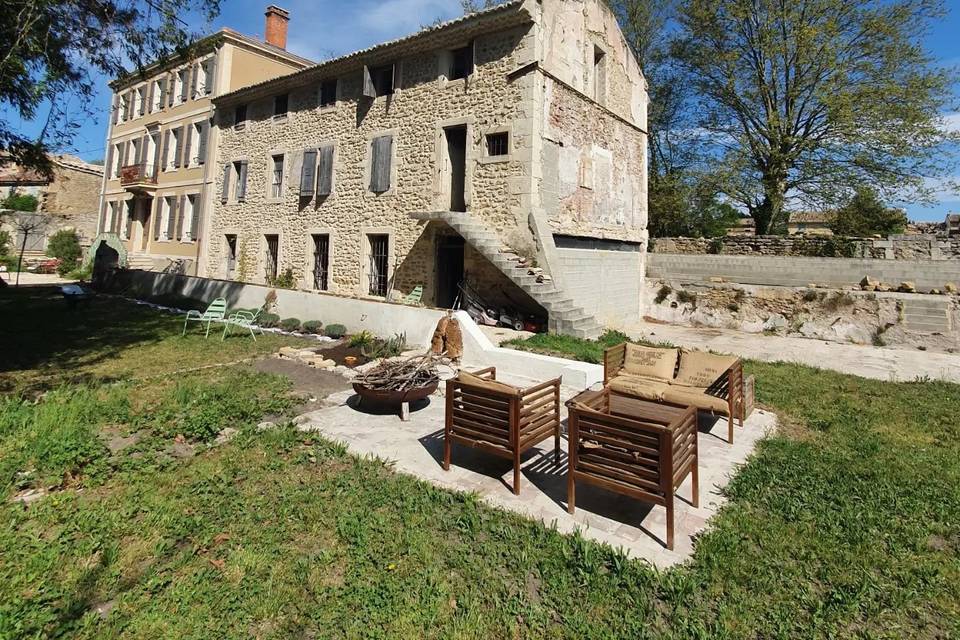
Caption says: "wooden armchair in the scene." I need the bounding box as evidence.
[444,367,561,495]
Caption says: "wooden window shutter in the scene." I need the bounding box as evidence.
[111,94,119,125]
[147,83,154,112]
[197,121,208,164]
[167,75,176,106]
[362,65,376,98]
[206,57,217,95]
[158,79,166,109]
[221,163,231,203]
[190,196,201,240]
[183,124,193,167]
[173,127,183,168]
[112,203,121,233]
[175,195,186,240]
[154,198,164,240]
[138,88,146,116]
[134,137,143,165]
[152,134,161,173]
[161,130,170,168]
[166,197,178,239]
[468,39,476,76]
[189,65,199,99]
[104,144,114,179]
[98,201,107,234]
[317,145,334,196]
[299,149,317,197]
[370,135,392,193]
[179,70,189,102]
[238,161,249,201]
[119,140,129,168]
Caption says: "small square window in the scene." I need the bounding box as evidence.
[486,132,509,157]
[371,65,394,97]
[449,45,473,81]
[320,79,337,107]
[274,94,289,117]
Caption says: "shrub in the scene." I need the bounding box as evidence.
[363,333,407,359]
[324,323,347,339]
[348,330,375,348]
[655,285,672,304]
[301,320,323,334]
[66,263,93,281]
[707,237,724,254]
[46,229,82,276]
[676,290,697,305]
[802,289,820,302]
[268,268,296,289]
[0,229,10,256]
[280,318,301,332]
[823,292,855,312]
[727,302,740,312]
[258,312,281,328]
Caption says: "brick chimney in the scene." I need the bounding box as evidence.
[264,5,289,49]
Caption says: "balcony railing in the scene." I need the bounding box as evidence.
[119,163,158,188]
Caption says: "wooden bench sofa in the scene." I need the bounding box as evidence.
[603,343,745,443]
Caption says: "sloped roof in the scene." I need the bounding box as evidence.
[214,0,529,105]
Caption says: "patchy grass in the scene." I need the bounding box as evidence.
[2,291,959,638]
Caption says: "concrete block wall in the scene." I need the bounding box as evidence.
[647,254,960,290]
[557,247,641,328]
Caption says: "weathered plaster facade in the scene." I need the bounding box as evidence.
[205,0,648,329]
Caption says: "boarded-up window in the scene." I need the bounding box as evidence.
[369,135,392,193]
[299,149,317,197]
[317,145,334,196]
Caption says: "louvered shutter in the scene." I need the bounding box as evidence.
[158,79,166,110]
[179,70,189,103]
[237,161,248,201]
[134,137,143,165]
[104,144,114,180]
[146,83,154,113]
[173,127,182,168]
[111,94,120,125]
[175,195,186,240]
[98,201,108,234]
[362,65,376,98]
[197,121,208,165]
[167,75,175,106]
[189,65,199,99]
[370,136,392,193]
[183,124,193,167]
[166,197,178,239]
[124,202,134,238]
[317,145,334,196]
[119,140,129,169]
[138,88,146,116]
[190,196,201,241]
[154,198,164,240]
[221,163,231,203]
[161,130,170,169]
[299,149,317,197]
[206,56,217,95]
[151,134,161,176]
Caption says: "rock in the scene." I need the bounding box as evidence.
[876,283,891,292]
[10,488,47,505]
[762,314,788,331]
[308,358,336,370]
[798,322,822,339]
[278,346,300,359]
[214,427,239,445]
[709,276,725,283]
[297,349,318,359]
[860,275,878,289]
[256,420,276,432]
[945,282,957,294]
[829,319,872,344]
[898,281,916,293]
[930,289,942,295]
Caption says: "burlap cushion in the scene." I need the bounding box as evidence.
[458,371,518,396]
[622,344,679,382]
[673,350,737,388]
[607,374,670,401]
[662,385,729,414]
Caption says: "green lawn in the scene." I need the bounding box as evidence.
[1,292,958,638]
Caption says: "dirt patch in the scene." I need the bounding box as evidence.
[252,358,352,415]
[314,342,370,367]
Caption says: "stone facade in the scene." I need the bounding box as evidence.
[204,0,649,326]
[652,234,960,260]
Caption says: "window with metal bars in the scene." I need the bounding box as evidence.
[367,234,389,297]
[271,154,284,198]
[486,132,509,157]
[265,234,279,281]
[312,234,329,290]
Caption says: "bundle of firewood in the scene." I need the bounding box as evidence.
[353,355,442,392]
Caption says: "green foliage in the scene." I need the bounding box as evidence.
[0,229,10,256]
[648,175,741,238]
[362,333,408,359]
[324,323,347,339]
[348,330,375,348]
[279,317,301,332]
[831,187,909,237]
[794,236,857,258]
[655,284,673,304]
[823,292,855,312]
[301,320,323,334]
[65,263,92,281]
[257,312,280,328]
[706,237,724,254]
[267,267,296,289]
[676,289,697,305]
[45,228,81,276]
[503,329,628,364]
[0,191,39,212]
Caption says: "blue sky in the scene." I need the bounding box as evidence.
[6,0,960,221]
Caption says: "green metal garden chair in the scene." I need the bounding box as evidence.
[402,285,424,305]
[182,297,228,338]
[221,306,264,341]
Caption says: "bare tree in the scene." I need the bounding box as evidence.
[5,211,58,286]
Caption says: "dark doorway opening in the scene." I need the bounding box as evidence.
[445,125,467,212]
[436,234,464,308]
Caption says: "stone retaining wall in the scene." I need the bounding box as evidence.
[651,234,960,260]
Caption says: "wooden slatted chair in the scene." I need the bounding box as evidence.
[566,389,698,550]
[444,367,561,495]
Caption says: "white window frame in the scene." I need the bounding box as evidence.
[268,152,285,201]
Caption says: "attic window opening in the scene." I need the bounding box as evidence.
[234,104,247,128]
[320,79,337,107]
[369,64,395,97]
[274,93,289,117]
[449,45,473,80]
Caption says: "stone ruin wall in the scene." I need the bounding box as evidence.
[651,235,960,261]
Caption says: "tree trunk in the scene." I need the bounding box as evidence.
[15,232,27,287]
[752,170,788,235]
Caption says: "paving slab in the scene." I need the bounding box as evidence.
[296,383,776,569]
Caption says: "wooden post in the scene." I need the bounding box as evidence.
[553,380,561,465]
[511,393,521,495]
[567,409,578,514]
[662,430,675,550]
[443,379,453,471]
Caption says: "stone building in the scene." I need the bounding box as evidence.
[206,0,648,336]
[1,154,103,254]
[97,6,312,273]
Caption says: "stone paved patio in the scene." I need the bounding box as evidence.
[296,378,777,568]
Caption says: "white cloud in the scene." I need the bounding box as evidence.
[941,111,960,133]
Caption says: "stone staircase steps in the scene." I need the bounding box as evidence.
[901,297,952,334]
[413,210,602,338]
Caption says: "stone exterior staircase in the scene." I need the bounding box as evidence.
[901,296,953,334]
[413,211,602,338]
